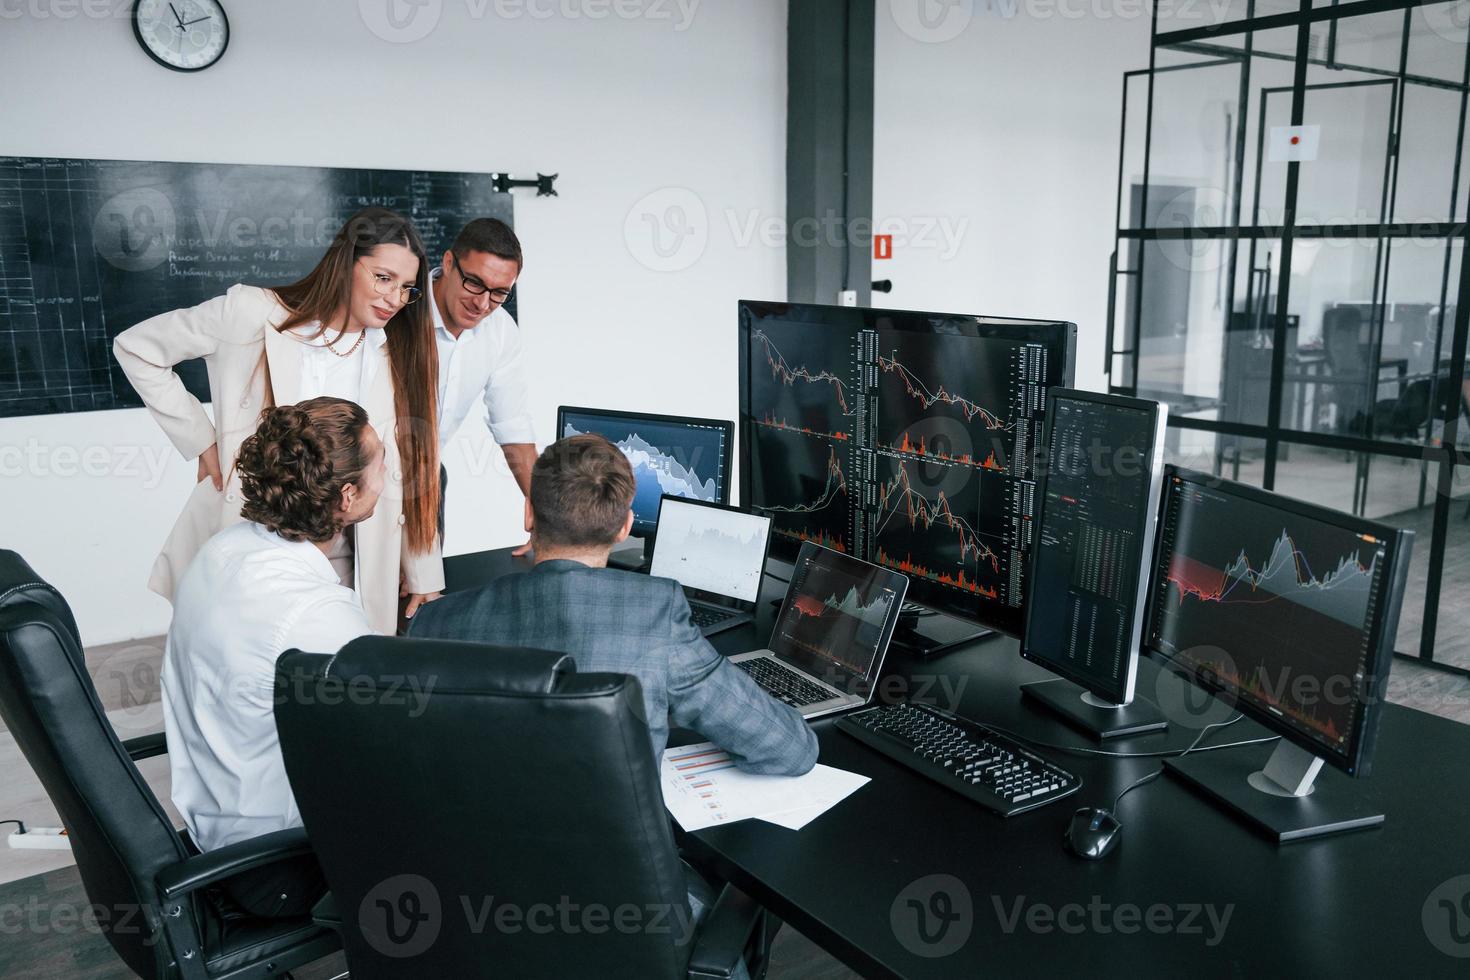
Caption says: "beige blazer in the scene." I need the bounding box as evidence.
[113,284,443,635]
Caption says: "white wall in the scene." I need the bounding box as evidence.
[0,0,787,644]
[872,2,1156,394]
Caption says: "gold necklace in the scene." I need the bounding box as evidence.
[324,329,367,358]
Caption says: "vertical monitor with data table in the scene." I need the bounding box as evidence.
[1020,390,1169,739]
[1146,469,1413,842]
[738,301,1076,650]
[557,406,733,567]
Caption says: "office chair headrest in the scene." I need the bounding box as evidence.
[0,550,81,647]
[279,635,580,697]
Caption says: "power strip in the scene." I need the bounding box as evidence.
[8,827,71,851]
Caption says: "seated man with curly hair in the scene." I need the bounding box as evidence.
[161,396,384,917]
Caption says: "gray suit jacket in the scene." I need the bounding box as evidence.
[409,560,819,775]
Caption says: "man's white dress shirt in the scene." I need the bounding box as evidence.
[429,271,536,449]
[162,521,374,852]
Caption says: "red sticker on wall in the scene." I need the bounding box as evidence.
[874,234,893,260]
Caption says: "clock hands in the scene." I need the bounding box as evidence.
[168,3,184,29]
[181,14,212,26]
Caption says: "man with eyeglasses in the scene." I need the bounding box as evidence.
[430,219,538,553]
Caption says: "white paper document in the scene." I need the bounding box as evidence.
[660,742,870,832]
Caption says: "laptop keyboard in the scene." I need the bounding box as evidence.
[690,604,738,629]
[735,658,835,708]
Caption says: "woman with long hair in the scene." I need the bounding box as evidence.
[115,206,442,633]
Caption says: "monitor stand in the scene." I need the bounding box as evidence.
[1165,740,1385,843]
[607,538,651,573]
[1020,679,1168,739]
[889,604,990,658]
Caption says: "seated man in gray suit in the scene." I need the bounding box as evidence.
[409,432,818,777]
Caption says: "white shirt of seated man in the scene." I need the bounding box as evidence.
[162,404,385,852]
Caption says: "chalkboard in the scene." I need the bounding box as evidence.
[0,156,516,418]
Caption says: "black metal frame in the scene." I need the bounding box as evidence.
[1108,0,1470,676]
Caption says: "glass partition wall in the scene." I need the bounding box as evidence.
[1108,0,1470,674]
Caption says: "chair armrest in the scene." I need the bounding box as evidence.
[156,827,313,901]
[122,732,167,762]
[311,891,341,931]
[686,885,766,980]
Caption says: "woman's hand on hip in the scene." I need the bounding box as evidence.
[196,443,223,490]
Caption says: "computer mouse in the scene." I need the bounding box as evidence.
[1065,807,1122,860]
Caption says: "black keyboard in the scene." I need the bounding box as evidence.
[689,604,738,629]
[836,702,1081,817]
[735,658,835,708]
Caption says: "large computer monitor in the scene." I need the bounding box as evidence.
[557,406,733,565]
[1020,390,1168,739]
[738,301,1076,649]
[1145,468,1413,841]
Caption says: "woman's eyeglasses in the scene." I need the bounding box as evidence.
[361,261,421,305]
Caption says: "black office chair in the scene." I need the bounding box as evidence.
[1322,305,1376,435]
[0,550,341,980]
[275,636,772,980]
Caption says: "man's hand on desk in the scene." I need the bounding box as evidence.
[511,540,533,558]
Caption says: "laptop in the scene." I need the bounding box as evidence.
[650,495,773,637]
[731,541,909,720]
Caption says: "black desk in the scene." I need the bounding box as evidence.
[444,549,1470,979]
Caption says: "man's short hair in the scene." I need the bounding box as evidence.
[530,435,635,550]
[451,218,523,270]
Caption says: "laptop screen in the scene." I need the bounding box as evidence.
[769,542,908,686]
[650,497,772,604]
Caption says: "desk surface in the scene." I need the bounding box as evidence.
[444,549,1470,979]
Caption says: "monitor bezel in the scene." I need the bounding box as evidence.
[737,299,1078,637]
[1020,388,1169,706]
[1142,466,1414,778]
[555,405,735,536]
[649,493,773,610]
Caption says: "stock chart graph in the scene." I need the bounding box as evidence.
[872,458,1006,600]
[774,547,902,679]
[560,412,728,530]
[1150,480,1388,754]
[750,326,856,442]
[748,426,851,553]
[741,303,1072,636]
